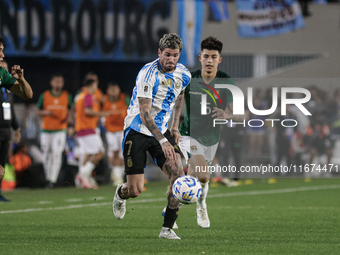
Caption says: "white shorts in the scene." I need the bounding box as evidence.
[106,131,124,158]
[76,133,104,155]
[40,131,66,154]
[179,136,219,166]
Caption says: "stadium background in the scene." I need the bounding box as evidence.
[1,0,340,183]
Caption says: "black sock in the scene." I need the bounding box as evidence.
[163,207,179,229]
[117,186,127,199]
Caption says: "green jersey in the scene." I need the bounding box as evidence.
[0,67,16,90]
[179,69,237,146]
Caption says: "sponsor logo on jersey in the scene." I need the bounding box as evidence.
[161,79,173,87]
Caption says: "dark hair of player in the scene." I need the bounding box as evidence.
[50,72,64,81]
[159,33,183,52]
[84,79,95,87]
[0,34,3,45]
[201,36,223,54]
[107,82,121,89]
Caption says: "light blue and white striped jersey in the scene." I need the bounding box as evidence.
[124,58,191,137]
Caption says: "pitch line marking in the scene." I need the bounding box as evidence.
[1,184,340,214]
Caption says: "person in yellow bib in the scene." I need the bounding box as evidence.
[37,73,73,188]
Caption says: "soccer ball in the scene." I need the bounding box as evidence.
[172,176,202,204]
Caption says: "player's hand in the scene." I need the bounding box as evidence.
[212,107,230,119]
[170,127,181,144]
[14,129,21,144]
[0,164,5,181]
[101,111,112,117]
[161,141,176,161]
[11,65,24,80]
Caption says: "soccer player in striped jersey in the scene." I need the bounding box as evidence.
[112,33,191,240]
[37,73,73,188]
[103,82,129,186]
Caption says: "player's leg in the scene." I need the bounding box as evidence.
[40,132,52,186]
[49,131,67,187]
[189,154,211,228]
[159,153,183,239]
[77,134,104,189]
[107,131,125,186]
[149,130,183,239]
[188,139,218,228]
[113,173,144,220]
[113,130,147,219]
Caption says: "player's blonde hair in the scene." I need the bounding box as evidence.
[159,33,183,52]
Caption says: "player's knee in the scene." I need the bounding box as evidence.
[97,151,105,160]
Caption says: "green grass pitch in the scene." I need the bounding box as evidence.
[1,178,339,254]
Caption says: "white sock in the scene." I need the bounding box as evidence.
[112,166,125,180]
[198,181,209,209]
[50,151,63,184]
[80,161,95,177]
[44,152,53,182]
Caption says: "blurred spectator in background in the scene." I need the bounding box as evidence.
[275,105,295,169]
[291,125,307,167]
[74,79,111,189]
[9,143,32,187]
[63,124,79,186]
[77,72,104,132]
[103,82,129,186]
[37,73,73,188]
[0,60,21,202]
[246,89,265,156]
[22,103,41,141]
[304,113,333,165]
[217,124,244,187]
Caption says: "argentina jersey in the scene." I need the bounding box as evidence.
[124,58,191,137]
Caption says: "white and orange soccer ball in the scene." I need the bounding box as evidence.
[172,176,202,204]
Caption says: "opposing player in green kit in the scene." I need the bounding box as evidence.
[176,36,238,228]
[0,34,33,182]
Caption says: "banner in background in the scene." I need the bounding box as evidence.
[236,0,305,38]
[177,0,204,67]
[313,0,327,4]
[208,0,230,21]
[0,0,171,61]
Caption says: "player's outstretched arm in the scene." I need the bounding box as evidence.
[9,65,33,100]
[170,90,184,144]
[139,97,176,161]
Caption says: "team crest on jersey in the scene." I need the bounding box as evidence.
[175,81,181,89]
[54,99,59,104]
[214,90,220,99]
[191,145,197,152]
[0,77,2,85]
[144,85,148,92]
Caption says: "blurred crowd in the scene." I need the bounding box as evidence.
[2,75,340,190]
[216,86,340,181]
[1,71,128,190]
